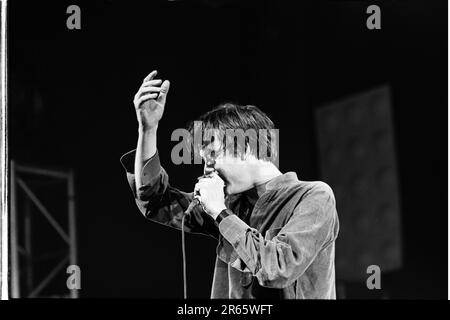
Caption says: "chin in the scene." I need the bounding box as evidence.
[225,185,241,195]
[225,185,234,195]
[225,184,249,195]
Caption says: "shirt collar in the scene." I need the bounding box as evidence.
[226,172,299,204]
[265,172,299,191]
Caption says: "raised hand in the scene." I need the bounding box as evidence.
[133,70,170,131]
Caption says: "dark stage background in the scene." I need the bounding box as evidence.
[8,0,447,298]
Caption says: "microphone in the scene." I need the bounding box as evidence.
[184,158,216,215]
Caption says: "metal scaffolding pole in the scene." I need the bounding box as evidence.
[9,161,19,298]
[0,0,8,301]
[9,162,78,298]
[24,199,32,293]
[67,170,78,298]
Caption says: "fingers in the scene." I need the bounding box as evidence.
[134,71,170,107]
[140,93,158,100]
[143,70,157,83]
[209,171,220,179]
[204,172,224,185]
[135,93,158,106]
[137,86,162,96]
[134,86,161,105]
[195,174,224,191]
[142,79,162,87]
[194,180,207,193]
[157,80,170,105]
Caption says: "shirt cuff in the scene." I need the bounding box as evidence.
[215,208,233,224]
[119,149,162,186]
[218,214,251,248]
[141,152,161,186]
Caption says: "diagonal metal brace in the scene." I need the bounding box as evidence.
[16,178,70,244]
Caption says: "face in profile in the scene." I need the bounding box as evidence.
[201,142,254,196]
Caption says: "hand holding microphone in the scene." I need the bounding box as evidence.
[186,160,227,220]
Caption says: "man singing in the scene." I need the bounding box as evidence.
[120,70,339,299]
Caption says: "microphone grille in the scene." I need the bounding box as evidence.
[204,159,216,175]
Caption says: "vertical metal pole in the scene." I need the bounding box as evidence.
[67,170,78,298]
[9,160,19,298]
[24,199,32,294]
[0,0,8,301]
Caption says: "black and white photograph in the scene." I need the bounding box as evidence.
[0,0,448,308]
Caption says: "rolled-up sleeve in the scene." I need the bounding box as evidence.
[217,186,337,289]
[120,149,220,238]
[120,149,163,201]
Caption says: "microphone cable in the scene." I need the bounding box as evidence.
[180,158,216,299]
[181,212,188,299]
[181,197,201,299]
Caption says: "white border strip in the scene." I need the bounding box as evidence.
[0,0,8,301]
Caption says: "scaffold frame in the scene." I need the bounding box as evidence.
[9,161,78,298]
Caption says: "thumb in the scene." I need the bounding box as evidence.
[157,80,170,104]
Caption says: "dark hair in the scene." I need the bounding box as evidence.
[186,103,278,164]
